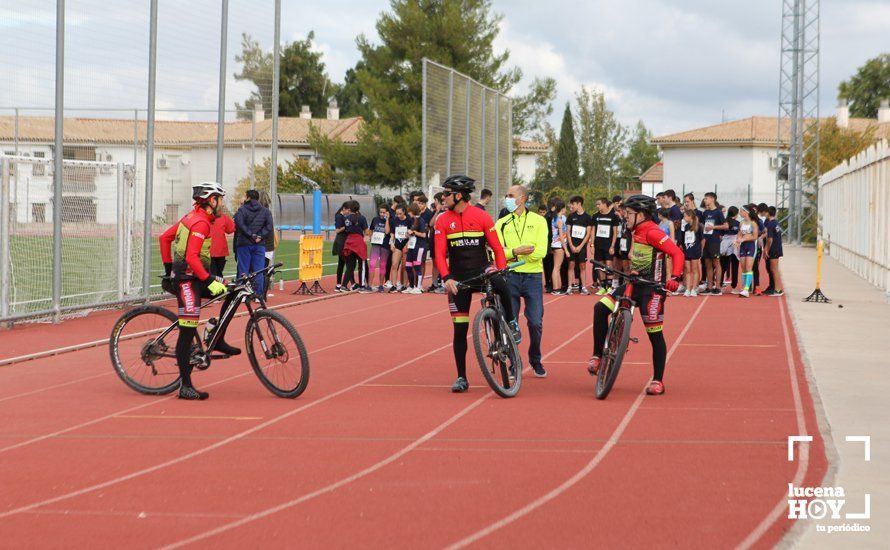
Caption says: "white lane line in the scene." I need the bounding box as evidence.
[446,297,709,549]
[0,305,446,455]
[735,298,810,550]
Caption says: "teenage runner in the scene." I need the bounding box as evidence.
[764,206,784,296]
[681,209,704,297]
[434,175,519,393]
[734,205,760,298]
[720,206,741,292]
[591,198,619,294]
[369,205,391,292]
[404,202,428,294]
[388,204,412,293]
[565,196,592,295]
[550,200,568,295]
[587,195,684,396]
[701,192,728,295]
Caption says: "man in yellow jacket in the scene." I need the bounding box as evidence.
[496,184,550,378]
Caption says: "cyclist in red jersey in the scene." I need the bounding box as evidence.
[587,195,684,396]
[159,182,239,400]
[434,175,519,393]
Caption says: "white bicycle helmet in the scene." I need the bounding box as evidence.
[192,181,226,201]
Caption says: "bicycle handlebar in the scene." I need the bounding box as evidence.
[227,262,284,289]
[589,259,666,291]
[455,260,526,289]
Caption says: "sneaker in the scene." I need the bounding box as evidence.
[551,290,565,296]
[451,377,469,393]
[580,287,590,295]
[334,285,343,293]
[587,355,601,376]
[383,281,393,289]
[731,289,742,295]
[358,286,375,294]
[532,364,547,378]
[377,285,385,293]
[683,289,691,297]
[739,289,750,298]
[565,287,574,295]
[645,380,665,396]
[214,340,241,356]
[434,286,446,294]
[770,289,785,297]
[710,287,723,296]
[178,385,209,400]
[753,287,763,296]
[690,289,698,297]
[677,284,686,293]
[697,283,708,292]
[509,320,522,344]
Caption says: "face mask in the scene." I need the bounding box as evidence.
[504,197,518,212]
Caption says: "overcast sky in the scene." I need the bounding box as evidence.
[2,0,888,136]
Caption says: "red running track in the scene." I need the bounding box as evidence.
[0,288,826,548]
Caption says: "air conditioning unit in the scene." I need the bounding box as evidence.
[157,156,168,169]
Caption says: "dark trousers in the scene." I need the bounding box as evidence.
[210,256,227,278]
[543,253,553,290]
[765,256,775,290]
[720,255,739,288]
[752,250,763,289]
[336,256,346,286]
[507,272,544,368]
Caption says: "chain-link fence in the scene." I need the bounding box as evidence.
[422,59,512,219]
[1,0,281,322]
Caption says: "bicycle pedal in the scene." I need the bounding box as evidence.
[629,337,639,344]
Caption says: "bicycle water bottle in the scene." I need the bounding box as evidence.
[204,318,218,345]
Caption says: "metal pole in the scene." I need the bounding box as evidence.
[14,108,19,156]
[465,78,471,175]
[421,58,427,188]
[133,109,138,168]
[480,88,486,190]
[215,0,228,185]
[494,96,499,209]
[250,109,256,189]
[1,160,9,318]
[446,70,454,176]
[507,97,513,190]
[142,0,158,300]
[116,163,125,300]
[52,0,65,319]
[270,0,280,199]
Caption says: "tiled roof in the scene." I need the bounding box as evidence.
[652,116,890,146]
[0,115,364,147]
[639,161,663,182]
[515,138,549,153]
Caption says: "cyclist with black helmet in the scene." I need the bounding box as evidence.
[587,194,685,396]
[434,175,520,393]
[159,182,240,400]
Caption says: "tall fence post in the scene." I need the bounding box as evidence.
[494,97,499,211]
[1,159,10,319]
[116,163,125,300]
[421,59,427,189]
[480,88,486,190]
[52,0,65,320]
[465,78,471,175]
[215,0,228,185]
[446,70,454,176]
[270,0,281,200]
[142,0,158,300]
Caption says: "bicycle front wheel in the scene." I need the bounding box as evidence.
[596,308,633,400]
[245,309,310,398]
[472,307,522,398]
[109,305,188,395]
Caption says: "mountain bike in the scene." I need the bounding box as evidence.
[458,261,524,398]
[109,263,309,398]
[589,260,665,400]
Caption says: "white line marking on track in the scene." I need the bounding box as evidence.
[0,304,445,455]
[446,296,709,549]
[161,300,577,550]
[0,340,455,519]
[0,295,413,403]
[114,415,263,421]
[734,298,809,550]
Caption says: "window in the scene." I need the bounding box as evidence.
[3,151,15,176]
[32,203,46,223]
[32,152,46,176]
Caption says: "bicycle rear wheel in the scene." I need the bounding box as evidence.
[596,308,632,400]
[109,305,189,395]
[472,307,522,398]
[246,309,310,398]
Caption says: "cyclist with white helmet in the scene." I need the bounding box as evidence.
[159,182,240,400]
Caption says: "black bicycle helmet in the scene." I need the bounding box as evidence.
[442,174,476,193]
[622,194,657,218]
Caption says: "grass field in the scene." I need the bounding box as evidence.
[6,235,338,314]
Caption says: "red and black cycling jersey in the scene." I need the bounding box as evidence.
[159,206,214,283]
[629,219,685,284]
[434,205,507,281]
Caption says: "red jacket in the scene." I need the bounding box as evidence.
[209,215,235,257]
[434,205,506,281]
[159,206,214,282]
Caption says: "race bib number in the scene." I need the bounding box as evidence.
[371,231,385,245]
[551,239,562,249]
[680,220,688,231]
[684,231,696,245]
[571,225,586,240]
[596,224,611,239]
[704,221,714,235]
[407,235,417,249]
[395,226,408,240]
[619,238,629,252]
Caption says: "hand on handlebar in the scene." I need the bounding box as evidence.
[444,279,459,295]
[664,278,680,293]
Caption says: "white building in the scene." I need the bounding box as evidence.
[0,105,548,225]
[651,104,890,208]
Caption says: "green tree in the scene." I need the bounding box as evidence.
[805,119,877,179]
[576,86,627,191]
[232,156,339,210]
[512,77,557,141]
[618,120,660,183]
[838,53,890,118]
[555,103,579,189]
[530,122,558,192]
[311,0,521,188]
[234,32,333,120]
[334,62,371,119]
